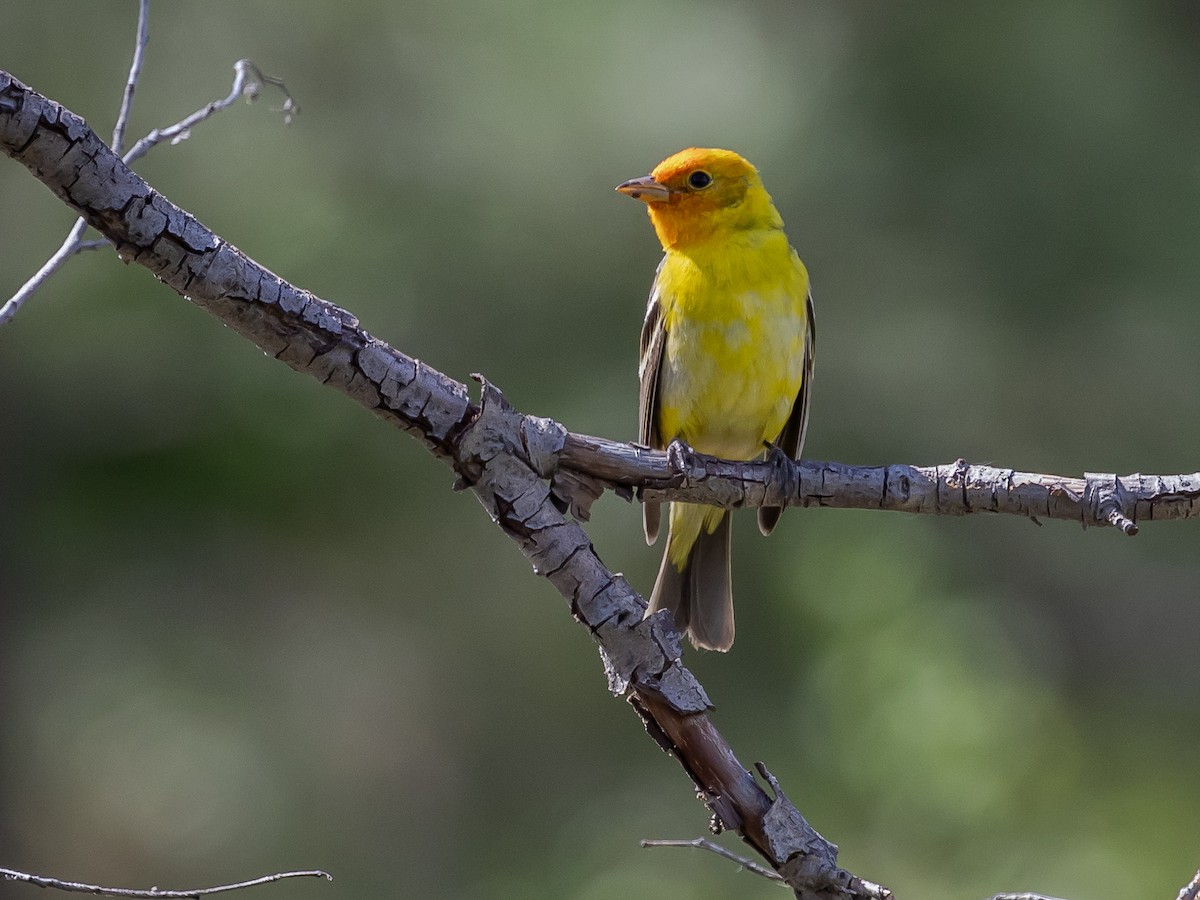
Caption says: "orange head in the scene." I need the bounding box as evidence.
[616,147,783,250]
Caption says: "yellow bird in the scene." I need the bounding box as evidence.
[617,148,814,651]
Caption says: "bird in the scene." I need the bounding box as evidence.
[616,147,814,651]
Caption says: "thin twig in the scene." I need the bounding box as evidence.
[0,10,294,328]
[111,0,150,156]
[0,217,90,326]
[121,59,296,168]
[988,894,1071,900]
[0,867,331,897]
[641,838,785,883]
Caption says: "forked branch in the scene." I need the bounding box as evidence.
[2,66,1197,900]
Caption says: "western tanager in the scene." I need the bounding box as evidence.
[617,148,814,651]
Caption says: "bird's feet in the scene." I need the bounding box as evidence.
[763,440,794,469]
[763,441,799,495]
[666,438,699,479]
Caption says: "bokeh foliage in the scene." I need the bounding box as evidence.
[2,2,1199,898]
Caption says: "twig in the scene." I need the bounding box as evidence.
[0,217,90,326]
[0,867,331,897]
[641,838,785,883]
[987,894,1070,900]
[120,59,296,168]
[0,4,294,327]
[111,0,150,156]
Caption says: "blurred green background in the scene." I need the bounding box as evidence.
[2,2,1199,898]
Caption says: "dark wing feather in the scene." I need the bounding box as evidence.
[638,265,667,544]
[758,288,816,536]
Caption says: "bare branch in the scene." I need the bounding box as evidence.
[0,8,293,327]
[121,59,296,168]
[111,0,151,156]
[0,217,90,326]
[0,867,331,897]
[641,838,785,882]
[558,435,1200,532]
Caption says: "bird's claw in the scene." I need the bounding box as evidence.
[763,442,799,497]
[666,438,698,478]
[764,441,792,470]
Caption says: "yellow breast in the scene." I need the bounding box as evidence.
[655,233,809,460]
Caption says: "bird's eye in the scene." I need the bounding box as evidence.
[687,170,712,190]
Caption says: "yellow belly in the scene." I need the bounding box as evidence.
[657,286,806,460]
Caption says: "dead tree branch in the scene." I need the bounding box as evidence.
[560,433,1199,533]
[0,867,331,897]
[0,66,888,900]
[2,67,1197,899]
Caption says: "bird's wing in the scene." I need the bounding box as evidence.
[638,262,667,544]
[758,287,815,536]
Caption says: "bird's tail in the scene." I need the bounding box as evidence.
[647,505,733,651]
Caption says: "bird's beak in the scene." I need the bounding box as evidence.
[616,175,671,204]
